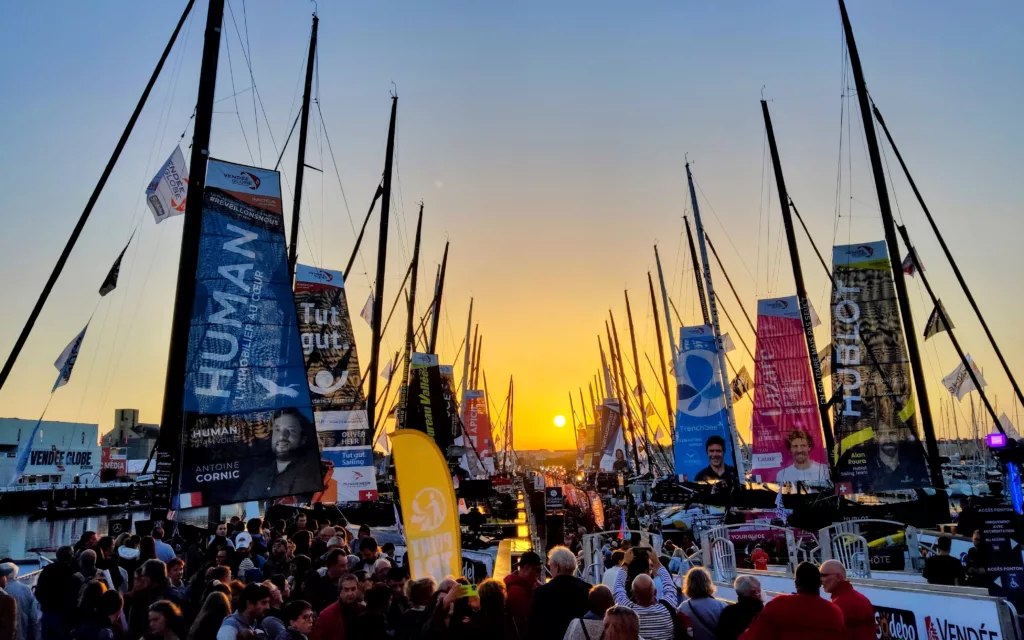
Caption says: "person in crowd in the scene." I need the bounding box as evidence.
[738,562,845,639]
[385,566,410,630]
[227,580,246,612]
[95,538,128,594]
[716,575,763,640]
[311,549,348,613]
[118,538,141,590]
[611,549,677,640]
[372,558,392,583]
[260,581,287,638]
[291,532,312,560]
[235,535,262,583]
[75,532,100,556]
[396,577,436,640]
[207,525,234,559]
[140,538,158,565]
[264,540,291,580]
[354,537,380,573]
[146,600,183,640]
[354,583,393,640]
[965,529,988,587]
[477,578,517,640]
[380,543,396,561]
[75,550,105,584]
[166,559,187,602]
[529,546,590,640]
[563,584,615,640]
[288,514,310,538]
[357,525,372,540]
[246,519,269,557]
[924,534,966,586]
[125,560,173,639]
[276,600,315,640]
[602,551,625,588]
[185,592,231,640]
[0,564,17,640]
[152,529,177,564]
[217,583,270,640]
[602,606,641,640]
[70,589,124,640]
[75,581,110,630]
[0,562,41,640]
[819,560,874,640]
[504,551,542,633]
[677,566,726,640]
[36,545,82,639]
[310,574,363,640]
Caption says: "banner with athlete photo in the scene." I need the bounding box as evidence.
[673,325,737,484]
[595,400,626,472]
[170,159,321,509]
[831,241,930,494]
[294,263,376,502]
[750,297,828,485]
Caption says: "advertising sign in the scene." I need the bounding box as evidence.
[101,447,127,477]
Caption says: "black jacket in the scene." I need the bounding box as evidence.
[528,575,590,640]
[715,595,764,640]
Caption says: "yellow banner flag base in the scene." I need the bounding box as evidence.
[391,429,462,582]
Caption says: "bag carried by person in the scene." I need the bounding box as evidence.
[660,599,695,639]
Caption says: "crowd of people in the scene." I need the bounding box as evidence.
[0,512,980,640]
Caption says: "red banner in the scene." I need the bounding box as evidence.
[464,391,495,473]
[101,447,127,476]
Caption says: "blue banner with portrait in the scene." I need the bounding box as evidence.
[173,159,321,509]
[674,325,737,484]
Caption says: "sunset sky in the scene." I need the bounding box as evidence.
[1,1,1022,452]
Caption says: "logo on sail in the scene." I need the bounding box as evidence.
[677,352,725,417]
[410,487,448,533]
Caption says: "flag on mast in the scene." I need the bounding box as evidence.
[901,250,923,276]
[380,359,395,381]
[923,300,954,340]
[942,354,987,401]
[99,233,134,296]
[721,333,737,353]
[146,146,189,224]
[53,325,88,391]
[360,293,374,326]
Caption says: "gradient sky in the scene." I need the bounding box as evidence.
[1,1,1022,452]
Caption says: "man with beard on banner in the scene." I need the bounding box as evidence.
[240,408,322,498]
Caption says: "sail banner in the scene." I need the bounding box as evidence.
[831,241,930,493]
[391,429,461,582]
[146,146,189,224]
[923,300,954,340]
[463,390,495,474]
[53,324,88,392]
[583,424,596,469]
[294,264,377,502]
[673,325,737,484]
[172,159,322,509]
[596,400,627,472]
[406,354,456,452]
[942,354,987,401]
[750,297,829,485]
[99,234,133,296]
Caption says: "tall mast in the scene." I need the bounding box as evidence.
[609,313,642,472]
[654,245,679,359]
[569,393,579,452]
[761,99,837,477]
[874,105,1024,411]
[287,13,319,278]
[625,291,653,474]
[589,382,598,423]
[704,234,757,336]
[469,325,480,389]
[0,0,197,395]
[598,336,614,398]
[649,272,676,456]
[473,336,483,389]
[838,0,943,489]
[364,96,399,432]
[396,203,424,430]
[155,0,224,512]
[428,242,450,353]
[684,216,711,326]
[342,184,383,278]
[459,298,473,415]
[686,163,744,478]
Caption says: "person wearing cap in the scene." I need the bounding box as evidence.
[0,563,17,640]
[0,561,40,640]
[503,550,542,634]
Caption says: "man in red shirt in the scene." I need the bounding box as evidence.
[750,547,769,571]
[739,562,845,640]
[820,560,875,640]
[503,551,543,633]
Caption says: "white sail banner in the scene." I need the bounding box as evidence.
[53,325,88,391]
[942,354,987,401]
[146,146,189,224]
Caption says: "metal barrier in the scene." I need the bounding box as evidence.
[818,519,922,578]
[580,530,663,584]
[710,537,737,583]
[700,523,802,576]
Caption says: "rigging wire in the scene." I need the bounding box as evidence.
[222,23,256,164]
[241,0,261,165]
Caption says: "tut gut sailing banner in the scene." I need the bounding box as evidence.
[463,390,495,474]
[294,264,377,502]
[595,400,627,472]
[674,325,737,484]
[173,159,322,509]
[832,241,930,493]
[750,297,829,485]
[391,429,461,582]
[406,354,456,453]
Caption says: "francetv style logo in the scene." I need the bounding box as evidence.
[834,240,887,265]
[206,160,280,198]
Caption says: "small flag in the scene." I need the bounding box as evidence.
[380,359,394,381]
[902,250,923,276]
[633,384,643,398]
[375,428,391,454]
[808,301,822,328]
[53,325,88,392]
[645,402,657,417]
[360,293,374,326]
[394,503,405,541]
[618,509,627,539]
[173,492,203,509]
[942,354,987,401]
[923,300,954,340]
[774,486,787,524]
[654,426,665,441]
[146,146,189,224]
[818,344,832,377]
[458,498,469,515]
[731,366,753,402]
[999,413,1021,440]
[99,233,134,296]
[721,333,736,353]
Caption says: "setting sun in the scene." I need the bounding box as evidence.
[553,415,566,428]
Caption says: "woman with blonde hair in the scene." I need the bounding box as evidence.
[602,606,641,640]
[186,592,231,640]
[677,567,726,640]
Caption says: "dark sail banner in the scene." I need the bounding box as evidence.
[174,159,321,509]
[406,353,455,453]
[831,241,930,494]
[595,400,626,472]
[294,264,377,502]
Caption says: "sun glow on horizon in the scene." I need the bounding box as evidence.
[553,415,566,427]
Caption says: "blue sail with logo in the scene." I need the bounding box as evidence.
[174,159,321,508]
[674,325,737,484]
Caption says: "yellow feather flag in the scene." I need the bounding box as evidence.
[391,430,461,581]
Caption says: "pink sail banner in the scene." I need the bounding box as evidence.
[750,296,829,485]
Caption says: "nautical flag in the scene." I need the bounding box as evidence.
[901,250,923,276]
[99,233,134,296]
[942,354,987,401]
[360,293,374,326]
[923,300,954,340]
[730,366,753,402]
[645,402,657,418]
[774,486,787,524]
[721,333,736,353]
[380,359,394,381]
[375,428,391,454]
[818,344,832,377]
[654,425,665,441]
[618,509,627,540]
[146,146,189,224]
[808,301,822,328]
[394,502,405,541]
[633,384,643,398]
[53,325,88,392]
[999,413,1021,440]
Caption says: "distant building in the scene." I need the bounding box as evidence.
[0,418,102,486]
[101,408,158,460]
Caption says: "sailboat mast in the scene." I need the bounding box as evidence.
[579,388,589,424]
[287,13,319,278]
[684,216,711,326]
[155,0,225,512]
[649,273,676,452]
[396,203,424,429]
[569,393,579,452]
[704,234,756,335]
[609,313,642,472]
[473,336,483,389]
[654,245,679,359]
[761,99,837,477]
[342,184,383,279]
[459,299,473,405]
[428,242,450,353]
[838,0,943,489]
[625,291,653,473]
[364,96,399,432]
[686,163,745,478]
[0,0,197,395]
[599,336,614,398]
